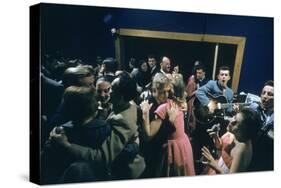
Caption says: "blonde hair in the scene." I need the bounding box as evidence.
[170,73,186,104]
[152,73,170,90]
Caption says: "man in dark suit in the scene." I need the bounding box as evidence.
[147,54,159,79]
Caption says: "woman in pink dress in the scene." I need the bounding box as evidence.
[140,74,195,176]
[201,108,260,174]
[201,130,235,175]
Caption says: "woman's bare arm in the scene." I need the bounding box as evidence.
[229,143,247,173]
[140,100,162,139]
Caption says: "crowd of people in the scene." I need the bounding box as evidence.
[40,53,274,184]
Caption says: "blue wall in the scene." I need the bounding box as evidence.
[114,8,273,94]
[41,3,273,95]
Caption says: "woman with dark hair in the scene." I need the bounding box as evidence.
[201,108,260,174]
[134,60,151,91]
[140,74,195,177]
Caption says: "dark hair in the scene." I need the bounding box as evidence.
[62,67,92,88]
[96,56,103,65]
[264,80,274,87]
[138,60,147,69]
[62,86,98,124]
[129,57,137,68]
[192,60,203,74]
[148,54,157,61]
[239,108,260,140]
[219,66,230,72]
[116,72,137,102]
[102,57,118,73]
[194,64,206,72]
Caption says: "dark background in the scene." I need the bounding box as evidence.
[121,36,236,83]
[41,3,273,95]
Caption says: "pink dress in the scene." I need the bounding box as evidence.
[155,100,195,176]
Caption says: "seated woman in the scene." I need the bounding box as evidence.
[140,74,195,177]
[201,127,235,175]
[201,108,259,174]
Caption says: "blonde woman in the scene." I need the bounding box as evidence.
[141,74,195,176]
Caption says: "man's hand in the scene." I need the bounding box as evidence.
[208,100,217,114]
[49,127,71,148]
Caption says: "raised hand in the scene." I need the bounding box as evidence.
[201,146,219,170]
[206,124,222,149]
[207,100,217,114]
[140,100,153,117]
[180,102,188,112]
[167,102,179,123]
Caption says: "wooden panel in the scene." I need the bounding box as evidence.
[232,38,246,92]
[117,28,246,92]
[119,29,202,42]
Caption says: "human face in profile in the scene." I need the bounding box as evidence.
[79,74,95,88]
[109,78,121,106]
[227,113,242,132]
[161,57,171,73]
[261,85,274,110]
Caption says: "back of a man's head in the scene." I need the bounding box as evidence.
[102,57,118,73]
[62,66,91,88]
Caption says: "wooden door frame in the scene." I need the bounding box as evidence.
[115,28,246,92]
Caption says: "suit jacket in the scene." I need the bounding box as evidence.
[150,65,159,79]
[66,103,145,179]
